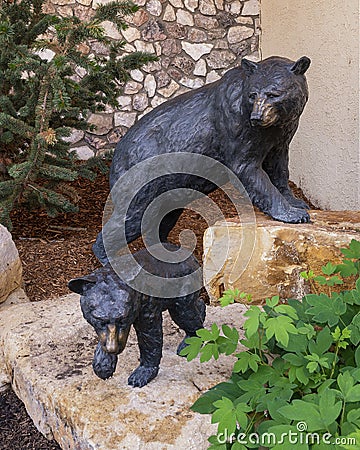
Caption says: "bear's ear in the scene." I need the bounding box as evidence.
[68,275,97,295]
[290,56,311,75]
[241,58,258,75]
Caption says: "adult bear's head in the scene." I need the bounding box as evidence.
[68,265,141,355]
[241,56,311,128]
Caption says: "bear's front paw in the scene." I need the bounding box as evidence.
[92,342,118,380]
[283,194,309,210]
[272,207,310,224]
[128,365,159,387]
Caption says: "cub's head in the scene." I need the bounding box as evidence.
[241,56,311,128]
[68,267,140,355]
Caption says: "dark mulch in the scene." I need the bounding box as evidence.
[1,166,315,449]
[0,390,61,450]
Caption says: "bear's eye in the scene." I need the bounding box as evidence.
[267,92,281,99]
[249,92,257,101]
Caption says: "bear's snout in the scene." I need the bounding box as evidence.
[100,324,130,355]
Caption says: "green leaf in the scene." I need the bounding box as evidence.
[337,430,360,450]
[211,323,221,340]
[274,304,299,320]
[314,275,343,287]
[212,397,237,434]
[318,389,342,426]
[222,324,239,342]
[218,325,239,355]
[266,425,309,449]
[179,336,202,361]
[294,366,310,385]
[243,306,262,338]
[305,293,346,326]
[191,389,226,414]
[297,324,316,339]
[309,327,332,355]
[322,262,338,276]
[283,353,305,367]
[233,352,261,374]
[300,270,316,280]
[266,295,279,308]
[337,259,358,277]
[341,239,360,259]
[264,316,298,347]
[200,343,219,362]
[306,361,319,373]
[355,346,360,367]
[346,385,360,402]
[347,408,360,427]
[219,288,239,307]
[196,328,214,341]
[208,434,228,449]
[235,402,251,429]
[278,400,324,431]
[231,442,247,450]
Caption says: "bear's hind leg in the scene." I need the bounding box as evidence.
[158,208,184,242]
[168,295,206,355]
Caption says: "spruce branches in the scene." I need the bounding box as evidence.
[0,0,157,229]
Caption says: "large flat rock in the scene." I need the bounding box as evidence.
[0,293,246,449]
[203,210,360,304]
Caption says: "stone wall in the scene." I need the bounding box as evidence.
[45,0,260,158]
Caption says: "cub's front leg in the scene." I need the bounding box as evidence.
[129,301,163,387]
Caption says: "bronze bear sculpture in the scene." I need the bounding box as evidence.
[93,56,311,264]
[68,244,205,387]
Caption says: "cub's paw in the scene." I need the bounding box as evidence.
[272,207,310,224]
[92,342,118,380]
[176,337,189,356]
[128,365,159,387]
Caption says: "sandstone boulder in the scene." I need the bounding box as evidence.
[0,293,247,449]
[203,210,360,304]
[0,225,24,304]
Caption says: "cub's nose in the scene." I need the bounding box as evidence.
[105,324,120,354]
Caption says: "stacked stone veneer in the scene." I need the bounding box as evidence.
[45,0,260,159]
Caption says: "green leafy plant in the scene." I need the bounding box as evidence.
[181,239,360,449]
[0,0,157,229]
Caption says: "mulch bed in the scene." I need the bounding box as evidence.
[0,390,61,450]
[1,166,315,449]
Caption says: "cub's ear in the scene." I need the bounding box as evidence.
[241,58,258,75]
[290,56,311,75]
[68,275,97,295]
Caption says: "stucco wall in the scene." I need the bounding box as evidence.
[261,0,359,210]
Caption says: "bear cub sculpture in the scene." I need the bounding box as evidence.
[68,243,205,387]
[94,55,311,265]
